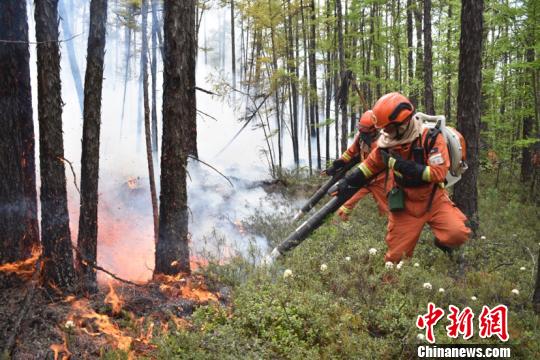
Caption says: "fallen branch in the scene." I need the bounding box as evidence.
[2,256,42,358]
[70,244,143,287]
[188,155,234,187]
[58,156,80,195]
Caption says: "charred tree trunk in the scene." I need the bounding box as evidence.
[77,0,108,293]
[141,0,159,247]
[453,0,484,233]
[35,0,75,291]
[151,0,159,153]
[0,0,40,264]
[155,0,196,276]
[423,0,434,114]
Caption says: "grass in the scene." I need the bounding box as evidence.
[149,172,539,359]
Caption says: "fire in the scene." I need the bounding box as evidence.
[105,282,124,315]
[126,177,139,190]
[50,334,71,360]
[234,219,246,235]
[155,274,219,302]
[66,298,133,351]
[0,248,40,279]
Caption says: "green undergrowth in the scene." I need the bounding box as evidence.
[153,173,539,359]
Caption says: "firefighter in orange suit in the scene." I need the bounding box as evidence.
[325,110,388,220]
[333,93,470,262]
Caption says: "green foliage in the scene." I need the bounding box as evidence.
[154,174,540,359]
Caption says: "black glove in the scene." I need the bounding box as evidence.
[391,153,425,179]
[330,179,358,203]
[325,159,346,176]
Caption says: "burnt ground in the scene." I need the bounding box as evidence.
[0,266,228,359]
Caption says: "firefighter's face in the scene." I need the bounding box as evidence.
[384,121,409,138]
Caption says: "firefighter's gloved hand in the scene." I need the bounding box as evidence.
[332,179,356,203]
[388,153,425,179]
[325,159,346,176]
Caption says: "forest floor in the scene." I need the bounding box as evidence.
[0,170,539,359]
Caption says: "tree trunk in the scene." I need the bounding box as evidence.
[155,0,196,276]
[453,0,484,233]
[444,2,452,121]
[120,6,132,135]
[77,0,108,293]
[423,0,434,114]
[35,0,75,291]
[309,0,321,169]
[58,0,84,115]
[412,0,423,108]
[533,249,540,313]
[231,0,236,89]
[151,0,159,153]
[521,39,535,182]
[141,0,159,247]
[337,0,348,153]
[406,0,414,93]
[325,0,332,163]
[0,0,40,264]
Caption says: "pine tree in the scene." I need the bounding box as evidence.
[0,0,40,264]
[155,0,196,276]
[35,0,75,291]
[77,0,108,292]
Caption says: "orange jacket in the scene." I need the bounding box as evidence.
[357,128,450,217]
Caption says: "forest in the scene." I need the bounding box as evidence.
[0,0,539,358]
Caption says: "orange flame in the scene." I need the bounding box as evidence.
[105,282,124,315]
[155,274,218,302]
[0,248,40,279]
[50,334,71,360]
[67,298,133,351]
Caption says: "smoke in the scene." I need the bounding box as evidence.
[26,2,289,282]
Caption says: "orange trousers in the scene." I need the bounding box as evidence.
[384,191,470,263]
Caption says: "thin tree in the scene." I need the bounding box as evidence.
[453,0,484,233]
[155,0,196,276]
[151,0,160,153]
[77,0,108,292]
[406,0,414,95]
[336,0,348,154]
[141,0,159,246]
[231,0,236,89]
[534,250,540,313]
[0,0,40,264]
[309,0,321,169]
[35,0,75,291]
[423,0,434,114]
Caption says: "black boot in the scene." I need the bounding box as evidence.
[434,238,454,256]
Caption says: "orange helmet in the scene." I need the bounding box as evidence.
[371,92,415,129]
[357,110,376,133]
